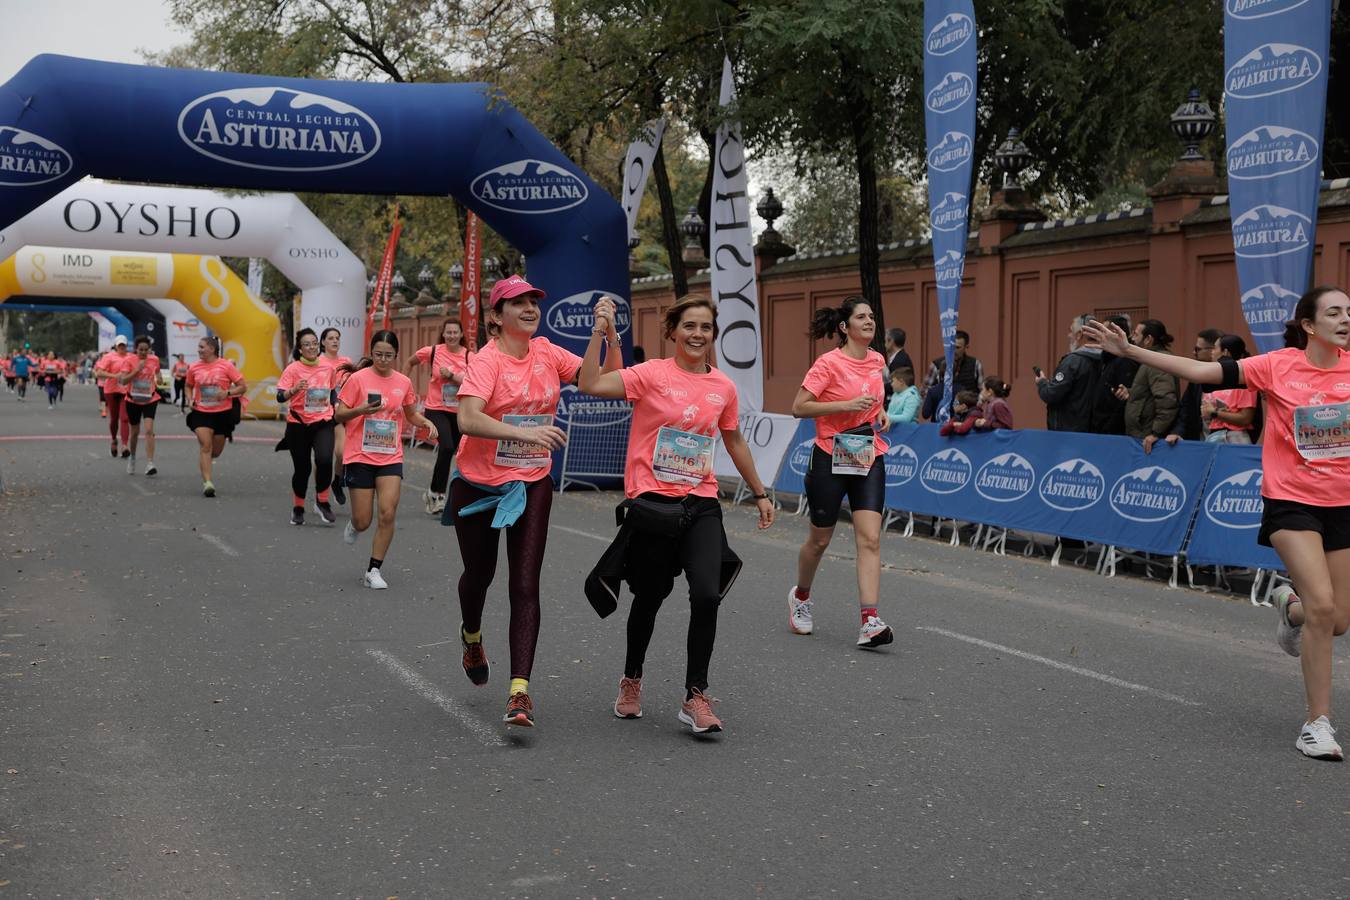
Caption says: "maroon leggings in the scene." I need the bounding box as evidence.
[450,477,553,680]
[106,393,131,444]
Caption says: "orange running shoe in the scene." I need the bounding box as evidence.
[613,676,642,719]
[678,688,722,734]
[504,692,534,727]
[461,632,489,686]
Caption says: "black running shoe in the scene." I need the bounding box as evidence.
[290,506,304,526]
[313,500,336,525]
[121,448,130,458]
[331,475,347,506]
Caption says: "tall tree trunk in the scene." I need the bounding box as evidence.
[846,69,886,353]
[651,144,689,298]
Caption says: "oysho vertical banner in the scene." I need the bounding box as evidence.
[923,0,977,421]
[710,56,764,413]
[461,211,481,351]
[1224,0,1331,353]
[621,119,667,247]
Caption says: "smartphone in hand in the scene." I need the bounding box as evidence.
[1032,366,1043,378]
[366,392,382,408]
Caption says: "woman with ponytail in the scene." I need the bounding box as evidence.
[1084,286,1350,761]
[185,336,247,497]
[406,318,472,515]
[787,295,895,649]
[319,327,353,505]
[1202,335,1257,444]
[276,328,339,525]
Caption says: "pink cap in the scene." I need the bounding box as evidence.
[489,274,545,308]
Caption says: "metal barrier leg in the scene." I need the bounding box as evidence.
[903,512,915,538]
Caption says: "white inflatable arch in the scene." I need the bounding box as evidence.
[0,180,367,357]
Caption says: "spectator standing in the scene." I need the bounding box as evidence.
[1090,314,1138,434]
[1203,335,1257,444]
[920,330,983,420]
[886,368,920,424]
[1036,314,1103,432]
[882,328,912,404]
[1120,319,1180,441]
[1167,328,1224,443]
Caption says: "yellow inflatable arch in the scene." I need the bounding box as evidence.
[0,246,284,416]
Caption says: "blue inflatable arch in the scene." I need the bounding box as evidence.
[0,55,630,356]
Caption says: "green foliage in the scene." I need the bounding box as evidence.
[2,310,96,355]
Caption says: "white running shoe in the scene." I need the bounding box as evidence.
[1296,716,1343,761]
[423,489,437,515]
[126,456,136,475]
[431,492,447,514]
[1273,585,1302,658]
[145,462,157,477]
[363,567,388,590]
[857,614,895,648]
[343,521,358,545]
[787,586,814,635]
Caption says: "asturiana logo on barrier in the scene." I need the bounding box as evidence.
[788,438,815,477]
[929,192,968,233]
[547,290,630,339]
[1227,126,1319,181]
[927,132,973,173]
[1232,204,1311,259]
[1225,44,1322,99]
[1109,466,1187,523]
[1038,459,1105,511]
[178,88,382,172]
[934,249,965,290]
[927,12,973,56]
[919,447,972,495]
[471,160,589,214]
[1227,0,1311,19]
[926,72,974,114]
[1204,468,1265,528]
[975,453,1035,503]
[0,127,73,186]
[1241,283,1300,336]
[884,443,919,488]
[554,384,631,428]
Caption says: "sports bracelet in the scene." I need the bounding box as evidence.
[752,492,769,500]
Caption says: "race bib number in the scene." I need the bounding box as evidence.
[831,432,876,475]
[652,426,715,486]
[495,414,553,468]
[199,384,224,405]
[362,418,399,455]
[1293,402,1350,460]
[130,377,156,402]
[440,381,460,407]
[304,387,330,413]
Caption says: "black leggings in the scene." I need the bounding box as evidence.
[285,419,335,502]
[173,378,187,408]
[424,409,461,494]
[803,445,887,528]
[623,496,725,693]
[451,477,553,680]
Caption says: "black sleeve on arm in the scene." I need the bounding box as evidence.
[276,388,288,403]
[1219,356,1241,390]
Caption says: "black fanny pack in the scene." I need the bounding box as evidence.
[619,495,692,538]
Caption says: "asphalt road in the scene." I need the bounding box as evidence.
[2,385,1349,899]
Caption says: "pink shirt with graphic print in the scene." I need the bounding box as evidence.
[338,367,418,466]
[277,359,338,425]
[620,358,739,499]
[414,344,473,412]
[186,358,243,413]
[800,347,890,454]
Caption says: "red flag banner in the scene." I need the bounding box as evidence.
[364,207,402,348]
[460,211,481,351]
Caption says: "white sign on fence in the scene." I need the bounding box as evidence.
[714,411,797,484]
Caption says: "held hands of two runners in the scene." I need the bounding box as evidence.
[592,296,618,334]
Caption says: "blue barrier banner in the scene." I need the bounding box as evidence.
[1224,0,1332,352]
[923,0,976,419]
[771,419,819,497]
[877,425,1216,556]
[1184,444,1285,571]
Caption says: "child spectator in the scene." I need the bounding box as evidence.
[939,389,981,436]
[940,379,1014,435]
[886,367,919,424]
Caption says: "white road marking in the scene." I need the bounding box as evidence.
[551,524,611,543]
[916,626,1200,707]
[366,649,507,747]
[129,480,152,496]
[199,533,240,557]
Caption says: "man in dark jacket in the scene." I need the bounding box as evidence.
[882,328,913,404]
[1164,328,1223,444]
[921,330,983,420]
[1036,314,1103,432]
[1090,315,1138,434]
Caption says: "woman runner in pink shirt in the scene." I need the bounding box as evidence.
[580,295,775,735]
[405,318,473,516]
[1085,287,1350,761]
[320,327,354,505]
[335,330,438,590]
[451,275,621,728]
[185,336,248,497]
[788,296,895,649]
[117,336,162,476]
[276,328,339,527]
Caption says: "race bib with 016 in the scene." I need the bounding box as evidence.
[831,432,876,475]
[496,414,553,468]
[304,387,331,413]
[652,426,715,485]
[1293,402,1350,460]
[362,418,399,455]
[130,378,157,402]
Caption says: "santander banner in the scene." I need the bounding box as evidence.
[923,0,976,420]
[1223,0,1332,352]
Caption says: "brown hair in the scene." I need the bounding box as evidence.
[663,295,719,340]
[982,375,1011,398]
[955,389,979,408]
[809,294,871,347]
[1284,285,1346,350]
[891,366,915,387]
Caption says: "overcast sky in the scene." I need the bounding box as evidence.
[0,0,185,84]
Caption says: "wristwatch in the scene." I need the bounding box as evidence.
[752,492,769,500]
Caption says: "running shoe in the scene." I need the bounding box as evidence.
[313,500,336,526]
[145,462,157,477]
[431,493,447,514]
[331,475,347,506]
[363,567,388,590]
[1273,585,1302,658]
[202,481,216,498]
[614,676,643,719]
[462,632,490,686]
[121,448,130,459]
[504,692,534,727]
[343,521,358,545]
[678,688,722,734]
[290,506,305,526]
[1296,716,1344,761]
[423,489,437,515]
[110,441,118,457]
[126,456,136,475]
[857,614,894,648]
[788,586,814,635]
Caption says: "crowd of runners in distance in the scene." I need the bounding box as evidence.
[4,347,86,408]
[9,280,1349,757]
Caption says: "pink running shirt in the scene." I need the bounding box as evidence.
[800,348,890,454]
[1241,348,1350,505]
[277,359,338,424]
[338,367,418,466]
[455,338,582,487]
[414,344,473,412]
[1205,387,1257,432]
[98,351,131,395]
[620,358,739,499]
[125,355,161,404]
[187,358,244,413]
